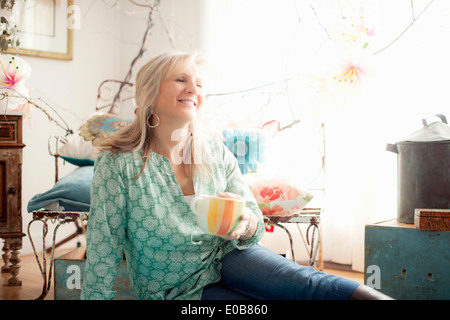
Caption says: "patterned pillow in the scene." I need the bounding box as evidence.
[244,174,313,216]
[58,131,96,166]
[59,113,132,166]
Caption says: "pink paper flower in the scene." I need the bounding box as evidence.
[327,0,379,50]
[334,61,365,84]
[0,54,32,111]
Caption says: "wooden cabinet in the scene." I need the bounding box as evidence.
[0,114,25,286]
[365,219,450,299]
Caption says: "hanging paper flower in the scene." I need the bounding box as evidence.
[0,54,31,111]
[330,47,374,90]
[329,13,377,50]
[313,42,375,101]
[334,60,365,84]
[326,0,379,50]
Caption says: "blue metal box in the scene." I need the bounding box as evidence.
[54,247,137,300]
[364,219,449,300]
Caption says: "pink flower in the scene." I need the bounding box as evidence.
[1,62,20,87]
[313,43,374,103]
[333,62,365,84]
[0,54,32,111]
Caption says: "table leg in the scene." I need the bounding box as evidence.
[1,238,10,273]
[27,218,62,300]
[7,237,23,286]
[273,223,296,263]
[1,236,24,286]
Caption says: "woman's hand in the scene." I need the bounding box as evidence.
[217,192,254,241]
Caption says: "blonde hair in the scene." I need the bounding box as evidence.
[99,51,208,179]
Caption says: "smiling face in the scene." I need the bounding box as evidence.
[153,63,205,127]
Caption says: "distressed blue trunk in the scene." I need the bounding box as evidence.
[54,247,137,300]
[364,219,450,300]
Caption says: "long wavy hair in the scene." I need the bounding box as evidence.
[98,52,208,179]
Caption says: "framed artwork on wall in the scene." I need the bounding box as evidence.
[7,0,73,60]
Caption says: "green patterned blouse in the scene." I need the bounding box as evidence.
[80,137,265,300]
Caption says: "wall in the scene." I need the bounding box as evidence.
[116,0,205,119]
[20,0,204,256]
[20,0,120,255]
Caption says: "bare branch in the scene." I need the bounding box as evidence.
[309,2,331,39]
[374,0,435,55]
[280,119,301,132]
[108,0,161,114]
[156,6,175,49]
[129,0,155,8]
[207,77,296,97]
[0,89,73,134]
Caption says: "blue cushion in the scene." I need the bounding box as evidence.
[27,166,93,212]
[60,156,95,167]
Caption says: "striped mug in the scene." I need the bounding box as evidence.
[190,195,245,236]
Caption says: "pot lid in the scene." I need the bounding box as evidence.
[401,114,450,143]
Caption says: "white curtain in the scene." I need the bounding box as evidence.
[201,0,450,271]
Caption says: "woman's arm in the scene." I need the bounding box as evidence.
[80,152,127,300]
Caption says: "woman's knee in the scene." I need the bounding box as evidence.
[220,244,360,300]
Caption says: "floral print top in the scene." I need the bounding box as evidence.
[80,137,265,300]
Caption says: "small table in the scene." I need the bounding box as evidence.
[27,210,88,300]
[264,208,322,270]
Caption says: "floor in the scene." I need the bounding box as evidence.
[1,248,364,300]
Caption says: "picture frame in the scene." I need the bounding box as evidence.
[6,0,73,60]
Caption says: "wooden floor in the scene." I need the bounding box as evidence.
[1,248,364,300]
[0,249,72,300]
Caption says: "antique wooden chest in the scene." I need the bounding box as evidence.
[364,219,449,300]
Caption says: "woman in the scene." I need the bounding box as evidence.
[81,52,390,300]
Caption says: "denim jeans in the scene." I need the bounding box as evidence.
[201,244,361,300]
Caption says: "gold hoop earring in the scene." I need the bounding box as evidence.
[147,112,160,128]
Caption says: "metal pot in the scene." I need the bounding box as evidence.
[386,114,450,224]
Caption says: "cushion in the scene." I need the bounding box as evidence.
[243,173,313,216]
[222,120,279,174]
[79,113,133,141]
[60,156,94,167]
[58,113,132,166]
[27,166,93,212]
[58,130,96,166]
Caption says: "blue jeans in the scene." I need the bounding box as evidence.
[201,244,360,300]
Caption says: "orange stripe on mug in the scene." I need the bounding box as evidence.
[215,199,226,234]
[228,201,243,234]
[218,200,234,235]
